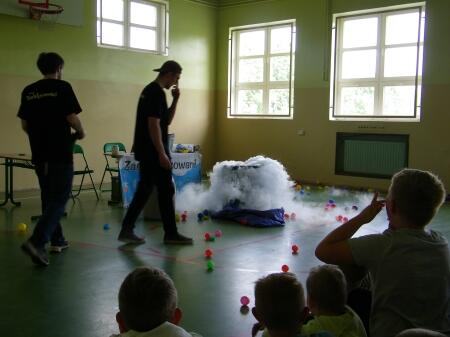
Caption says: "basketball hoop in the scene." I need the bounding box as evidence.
[29,3,63,21]
[17,0,63,22]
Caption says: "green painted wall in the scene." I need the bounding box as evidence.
[1,0,449,193]
[215,0,450,190]
[0,0,217,191]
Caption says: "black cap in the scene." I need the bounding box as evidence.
[153,60,182,74]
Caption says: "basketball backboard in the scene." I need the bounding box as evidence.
[0,0,84,26]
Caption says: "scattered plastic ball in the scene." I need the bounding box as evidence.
[181,213,187,222]
[290,212,296,220]
[281,264,289,272]
[214,229,222,237]
[328,199,335,204]
[175,213,180,222]
[203,209,210,216]
[208,237,216,242]
[204,232,211,241]
[197,213,204,221]
[342,217,349,223]
[284,213,290,220]
[206,260,215,271]
[352,205,358,211]
[306,186,311,190]
[204,248,213,258]
[336,215,343,222]
[330,204,337,208]
[17,223,27,232]
[240,305,250,315]
[203,215,210,221]
[240,296,250,306]
[292,244,299,254]
[103,223,110,230]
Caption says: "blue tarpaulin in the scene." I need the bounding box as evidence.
[212,201,285,227]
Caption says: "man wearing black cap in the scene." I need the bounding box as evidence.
[118,60,193,245]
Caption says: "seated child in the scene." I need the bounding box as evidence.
[111,267,201,337]
[252,272,334,337]
[315,169,450,337]
[302,265,367,337]
[396,328,447,337]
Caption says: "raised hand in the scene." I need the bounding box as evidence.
[356,192,385,224]
[171,85,180,100]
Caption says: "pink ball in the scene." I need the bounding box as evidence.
[204,232,211,241]
[281,264,289,272]
[290,212,296,220]
[240,296,250,306]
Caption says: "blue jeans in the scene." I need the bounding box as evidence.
[30,162,73,248]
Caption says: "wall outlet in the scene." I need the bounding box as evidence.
[297,129,306,136]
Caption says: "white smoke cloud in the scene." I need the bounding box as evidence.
[176,155,295,212]
[175,155,385,228]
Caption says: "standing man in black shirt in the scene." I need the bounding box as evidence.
[118,60,192,245]
[18,52,85,266]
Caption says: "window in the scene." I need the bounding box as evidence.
[330,3,425,121]
[228,20,296,118]
[97,0,168,54]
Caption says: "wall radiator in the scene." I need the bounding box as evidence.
[335,133,409,179]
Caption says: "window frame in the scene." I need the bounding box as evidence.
[228,20,296,119]
[329,3,425,122]
[97,0,169,55]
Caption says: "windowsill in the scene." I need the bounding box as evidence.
[228,115,294,120]
[330,116,421,122]
[96,43,168,56]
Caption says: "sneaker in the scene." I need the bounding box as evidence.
[49,240,69,253]
[21,240,49,266]
[164,233,193,245]
[118,231,146,244]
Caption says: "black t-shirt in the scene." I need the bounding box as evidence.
[133,81,170,164]
[17,79,82,164]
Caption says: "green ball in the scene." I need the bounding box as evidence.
[206,260,215,271]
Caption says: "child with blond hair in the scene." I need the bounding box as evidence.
[111,267,201,337]
[316,169,450,337]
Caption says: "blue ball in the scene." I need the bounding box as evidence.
[103,223,110,230]
[203,209,210,216]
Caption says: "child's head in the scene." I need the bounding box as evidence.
[117,267,181,332]
[306,264,347,315]
[396,328,446,337]
[388,169,446,228]
[253,272,307,333]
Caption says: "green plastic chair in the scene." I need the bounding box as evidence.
[99,142,126,192]
[71,144,99,200]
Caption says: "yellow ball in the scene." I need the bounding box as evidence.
[17,223,27,232]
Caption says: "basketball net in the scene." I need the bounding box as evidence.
[28,3,63,26]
